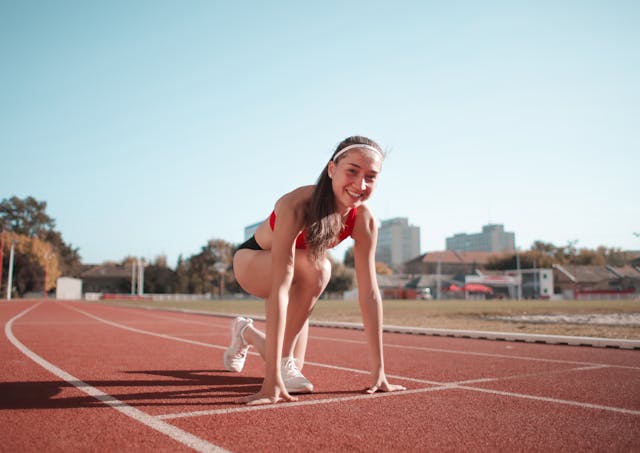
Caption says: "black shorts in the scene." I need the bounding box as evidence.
[237,235,264,251]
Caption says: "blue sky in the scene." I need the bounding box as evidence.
[1,1,638,267]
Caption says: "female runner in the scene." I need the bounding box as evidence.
[226,135,406,405]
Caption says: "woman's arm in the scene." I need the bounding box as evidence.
[352,205,406,394]
[241,195,304,405]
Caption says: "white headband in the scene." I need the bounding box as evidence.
[332,144,383,162]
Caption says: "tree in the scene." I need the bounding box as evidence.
[44,230,81,276]
[1,231,60,297]
[187,239,234,295]
[343,247,355,268]
[375,262,393,275]
[142,255,178,294]
[0,196,81,278]
[485,241,635,271]
[0,196,55,237]
[174,255,190,293]
[326,260,355,294]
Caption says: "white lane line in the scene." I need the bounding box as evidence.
[160,363,640,420]
[310,335,640,370]
[89,304,640,371]
[157,385,456,420]
[65,304,640,419]
[68,305,227,350]
[453,364,611,385]
[5,303,228,453]
[457,385,640,416]
[67,305,445,387]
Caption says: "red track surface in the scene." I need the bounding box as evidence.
[2,300,639,452]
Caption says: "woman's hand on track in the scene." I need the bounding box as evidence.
[237,384,298,405]
[366,372,407,394]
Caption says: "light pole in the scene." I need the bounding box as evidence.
[137,258,145,296]
[43,252,52,300]
[515,248,522,301]
[214,262,227,299]
[0,227,5,296]
[6,239,17,300]
[131,259,137,295]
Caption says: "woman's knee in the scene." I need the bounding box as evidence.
[294,254,332,296]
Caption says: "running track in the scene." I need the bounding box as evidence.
[2,300,639,452]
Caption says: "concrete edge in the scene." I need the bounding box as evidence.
[311,320,640,350]
[97,302,640,351]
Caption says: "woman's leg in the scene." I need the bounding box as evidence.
[292,320,309,369]
[282,253,331,369]
[232,249,331,367]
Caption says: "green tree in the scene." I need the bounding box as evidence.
[1,232,60,297]
[343,247,355,268]
[142,255,178,293]
[174,255,190,293]
[326,260,355,294]
[187,239,234,295]
[0,196,55,237]
[0,196,81,278]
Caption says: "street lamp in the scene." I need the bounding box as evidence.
[6,239,17,300]
[515,248,522,301]
[43,252,52,300]
[137,258,145,296]
[213,262,227,299]
[0,227,5,296]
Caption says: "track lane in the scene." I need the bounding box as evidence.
[3,301,639,452]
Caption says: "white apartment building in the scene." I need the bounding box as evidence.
[446,224,515,253]
[376,217,421,270]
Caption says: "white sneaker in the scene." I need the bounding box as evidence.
[223,317,253,372]
[281,356,314,394]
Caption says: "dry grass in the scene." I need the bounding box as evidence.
[95,298,640,340]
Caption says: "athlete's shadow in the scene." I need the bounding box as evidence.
[0,370,263,411]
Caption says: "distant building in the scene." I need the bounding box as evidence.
[446,224,515,253]
[552,264,640,299]
[405,250,497,276]
[79,263,132,294]
[375,217,421,271]
[244,221,262,241]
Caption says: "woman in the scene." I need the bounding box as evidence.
[227,135,406,405]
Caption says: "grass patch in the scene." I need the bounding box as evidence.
[94,297,640,340]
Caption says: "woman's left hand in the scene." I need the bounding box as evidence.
[365,372,407,394]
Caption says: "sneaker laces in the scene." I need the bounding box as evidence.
[231,346,249,360]
[282,358,303,378]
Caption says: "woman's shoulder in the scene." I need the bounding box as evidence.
[273,185,314,224]
[352,203,377,239]
[275,185,313,209]
[355,203,375,221]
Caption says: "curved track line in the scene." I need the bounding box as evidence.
[95,304,640,371]
[66,304,443,386]
[4,303,228,453]
[65,303,640,419]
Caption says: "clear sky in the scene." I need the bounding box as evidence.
[1,1,638,267]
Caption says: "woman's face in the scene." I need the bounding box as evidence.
[328,148,382,213]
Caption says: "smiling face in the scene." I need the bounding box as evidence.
[327,147,383,213]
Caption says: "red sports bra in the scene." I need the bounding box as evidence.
[269,207,358,249]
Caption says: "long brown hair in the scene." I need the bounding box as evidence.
[304,136,383,260]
